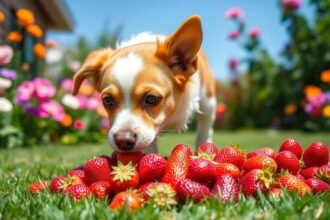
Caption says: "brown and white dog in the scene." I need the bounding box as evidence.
[72,16,216,153]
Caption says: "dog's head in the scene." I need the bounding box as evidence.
[72,16,202,152]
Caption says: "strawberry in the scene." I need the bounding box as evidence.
[138,153,166,182]
[269,188,283,199]
[109,191,143,212]
[84,157,111,185]
[64,184,91,201]
[277,174,311,196]
[242,156,277,173]
[316,164,330,184]
[240,169,274,197]
[145,182,177,208]
[29,180,50,195]
[188,158,215,183]
[138,182,156,200]
[162,145,192,190]
[305,178,329,194]
[214,163,241,180]
[299,166,318,179]
[303,141,329,167]
[50,176,67,193]
[247,147,276,159]
[296,174,306,182]
[177,178,211,203]
[193,142,218,161]
[109,152,118,166]
[279,138,303,159]
[215,145,245,168]
[211,174,239,202]
[89,181,112,200]
[275,151,300,174]
[109,162,139,192]
[117,152,144,165]
[67,169,85,180]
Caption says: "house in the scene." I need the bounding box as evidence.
[0,0,74,76]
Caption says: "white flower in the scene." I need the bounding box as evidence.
[0,77,12,89]
[61,93,80,109]
[0,97,13,112]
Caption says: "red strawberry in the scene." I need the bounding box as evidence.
[188,158,215,183]
[215,145,245,168]
[269,188,283,199]
[109,162,139,192]
[277,174,311,196]
[214,163,241,180]
[239,169,274,197]
[299,166,319,179]
[279,138,303,159]
[84,157,111,185]
[138,182,156,200]
[51,176,67,193]
[242,156,277,173]
[109,191,142,211]
[67,169,85,180]
[117,152,144,165]
[162,145,192,190]
[193,142,218,161]
[247,147,276,159]
[275,151,300,174]
[211,174,239,202]
[296,174,306,182]
[64,184,91,201]
[177,178,211,203]
[144,182,177,208]
[138,153,166,182]
[305,178,329,194]
[29,180,50,195]
[303,141,329,167]
[89,181,112,200]
[316,165,330,184]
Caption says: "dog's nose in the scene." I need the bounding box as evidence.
[113,131,137,151]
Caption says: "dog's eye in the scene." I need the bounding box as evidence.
[143,95,161,107]
[103,96,117,109]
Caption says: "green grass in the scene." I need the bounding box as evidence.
[1,130,330,219]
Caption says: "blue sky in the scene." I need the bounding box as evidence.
[49,0,312,81]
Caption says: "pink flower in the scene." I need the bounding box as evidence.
[229,58,239,70]
[224,7,245,19]
[0,45,14,65]
[68,60,81,72]
[39,100,65,121]
[76,95,88,109]
[33,78,56,102]
[74,120,85,130]
[282,0,301,10]
[86,97,100,110]
[17,81,35,102]
[228,30,240,40]
[60,79,73,92]
[101,117,110,130]
[248,28,261,38]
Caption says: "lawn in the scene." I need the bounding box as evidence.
[0,130,330,219]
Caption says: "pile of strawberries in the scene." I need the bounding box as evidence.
[29,138,330,211]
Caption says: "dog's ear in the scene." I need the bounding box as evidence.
[72,48,112,95]
[156,15,202,86]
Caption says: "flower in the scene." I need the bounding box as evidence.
[60,114,73,127]
[228,58,239,70]
[0,77,12,90]
[282,0,301,10]
[0,97,13,112]
[0,68,17,80]
[304,85,322,100]
[216,103,227,121]
[61,93,80,109]
[33,43,47,59]
[321,70,330,84]
[33,78,56,102]
[304,92,330,118]
[0,11,5,23]
[7,31,22,43]
[0,46,14,65]
[60,79,73,92]
[16,8,35,26]
[248,28,261,38]
[26,24,43,38]
[79,81,94,96]
[323,105,330,118]
[101,117,110,130]
[16,81,35,102]
[68,60,81,72]
[74,120,85,130]
[224,7,245,19]
[86,97,100,110]
[46,40,56,48]
[284,104,297,116]
[39,101,65,121]
[228,30,240,40]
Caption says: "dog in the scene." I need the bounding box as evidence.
[72,15,216,153]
